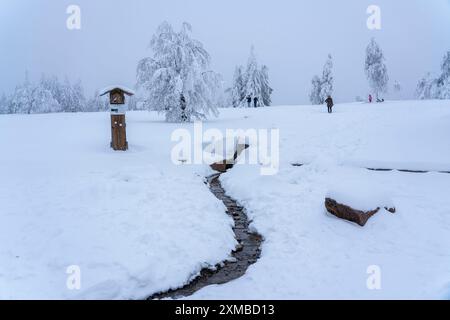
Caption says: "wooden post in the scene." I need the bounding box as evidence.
[100,86,134,151]
[111,114,128,151]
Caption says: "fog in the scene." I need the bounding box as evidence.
[1,0,449,104]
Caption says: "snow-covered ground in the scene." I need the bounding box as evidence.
[1,100,450,299]
[0,112,236,299]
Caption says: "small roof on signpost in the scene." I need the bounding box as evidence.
[99,85,135,97]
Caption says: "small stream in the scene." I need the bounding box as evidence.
[148,173,263,300]
[293,163,450,174]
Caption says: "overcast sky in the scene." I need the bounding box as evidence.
[1,0,449,104]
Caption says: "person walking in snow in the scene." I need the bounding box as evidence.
[325,95,334,114]
[253,97,259,108]
[368,94,373,103]
[246,96,252,108]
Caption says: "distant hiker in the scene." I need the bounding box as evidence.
[325,95,334,114]
[369,94,373,103]
[246,96,252,108]
[253,97,259,108]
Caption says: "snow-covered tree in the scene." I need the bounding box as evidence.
[437,51,450,99]
[393,80,401,93]
[230,66,245,108]
[439,51,450,82]
[136,21,221,122]
[40,75,63,106]
[9,73,34,114]
[440,77,450,99]
[127,95,138,111]
[28,84,59,114]
[86,90,109,112]
[6,73,87,114]
[309,54,334,105]
[309,75,323,105]
[441,77,450,99]
[416,51,450,100]
[243,46,263,107]
[260,65,273,106]
[365,38,389,100]
[416,73,433,100]
[230,47,272,108]
[392,80,402,99]
[60,78,85,113]
[0,93,9,114]
[320,54,334,101]
[227,48,273,108]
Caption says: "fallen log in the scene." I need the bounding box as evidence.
[325,198,381,227]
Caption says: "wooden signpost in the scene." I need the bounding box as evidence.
[99,86,135,151]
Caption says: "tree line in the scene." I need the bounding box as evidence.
[0,74,108,115]
[1,22,449,121]
[309,38,450,105]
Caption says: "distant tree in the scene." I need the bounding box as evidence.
[230,47,272,108]
[243,46,263,107]
[213,83,228,109]
[320,54,334,101]
[260,65,273,106]
[29,85,60,114]
[416,51,450,100]
[416,73,433,100]
[223,87,233,108]
[0,93,9,114]
[392,80,402,99]
[127,95,138,111]
[86,90,109,112]
[441,77,450,99]
[9,73,33,114]
[6,73,87,114]
[309,54,334,105]
[437,51,450,99]
[40,75,86,112]
[393,80,401,93]
[136,21,221,122]
[40,75,64,111]
[230,66,245,108]
[309,75,323,105]
[365,38,389,100]
[61,78,85,113]
[439,51,450,81]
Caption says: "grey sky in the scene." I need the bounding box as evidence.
[0,0,449,104]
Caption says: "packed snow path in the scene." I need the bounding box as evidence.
[149,173,263,300]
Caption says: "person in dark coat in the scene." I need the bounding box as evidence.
[325,95,334,114]
[368,94,373,103]
[253,97,259,108]
[246,96,252,108]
